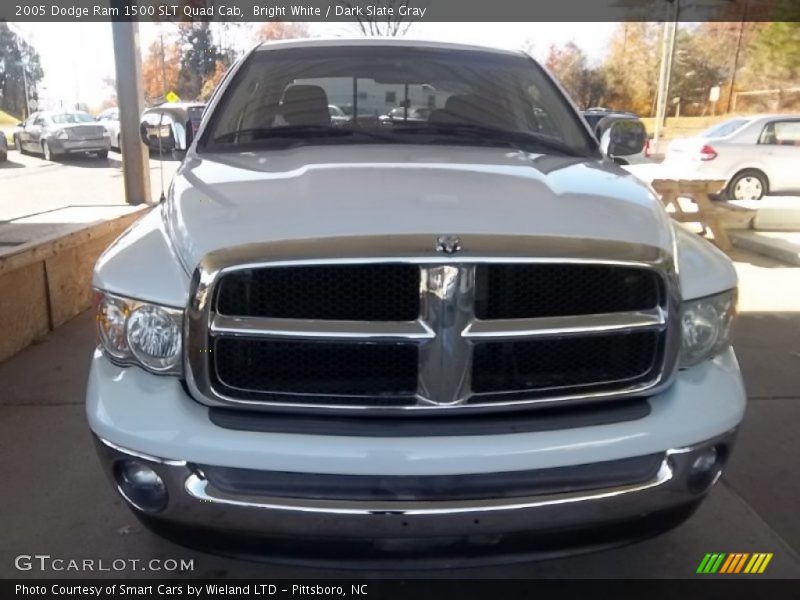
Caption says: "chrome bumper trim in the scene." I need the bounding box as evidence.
[182,461,673,516]
[94,429,735,539]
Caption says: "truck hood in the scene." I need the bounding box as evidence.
[167,145,673,271]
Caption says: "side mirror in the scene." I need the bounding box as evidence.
[139,123,151,147]
[598,118,646,158]
[17,122,24,128]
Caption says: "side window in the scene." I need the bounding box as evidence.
[759,122,776,145]
[759,121,800,146]
[527,86,560,138]
[775,121,800,146]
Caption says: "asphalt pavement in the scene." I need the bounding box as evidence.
[0,147,177,247]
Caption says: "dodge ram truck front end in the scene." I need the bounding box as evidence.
[86,39,745,562]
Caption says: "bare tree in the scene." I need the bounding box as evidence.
[340,0,419,37]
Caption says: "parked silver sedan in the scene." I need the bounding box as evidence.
[663,114,800,200]
[14,110,110,161]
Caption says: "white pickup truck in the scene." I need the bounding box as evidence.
[87,39,744,563]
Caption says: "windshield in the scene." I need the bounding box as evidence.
[701,118,749,138]
[202,45,597,156]
[50,112,95,124]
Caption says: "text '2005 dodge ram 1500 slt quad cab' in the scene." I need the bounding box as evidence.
[87,39,744,563]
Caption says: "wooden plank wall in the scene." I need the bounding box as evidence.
[0,209,147,363]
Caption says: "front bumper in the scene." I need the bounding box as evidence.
[87,347,745,554]
[50,138,110,153]
[94,431,734,543]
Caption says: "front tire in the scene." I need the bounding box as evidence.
[42,141,55,161]
[15,135,25,154]
[728,169,768,201]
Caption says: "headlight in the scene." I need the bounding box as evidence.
[55,129,69,140]
[95,294,130,359]
[127,305,182,372]
[94,290,183,375]
[680,290,736,367]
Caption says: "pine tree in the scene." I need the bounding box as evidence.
[177,23,223,101]
[0,23,44,119]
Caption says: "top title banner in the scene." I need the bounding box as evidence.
[5,0,798,22]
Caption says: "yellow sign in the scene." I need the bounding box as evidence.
[165,91,181,103]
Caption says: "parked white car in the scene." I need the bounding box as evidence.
[664,114,800,200]
[96,107,121,151]
[87,39,744,562]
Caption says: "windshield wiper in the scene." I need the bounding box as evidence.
[389,123,581,156]
[212,125,392,144]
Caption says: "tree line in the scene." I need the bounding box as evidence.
[140,22,310,105]
[0,23,44,120]
[544,11,800,117]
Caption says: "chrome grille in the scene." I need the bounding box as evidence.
[185,235,680,413]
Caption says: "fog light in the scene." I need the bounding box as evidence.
[687,446,723,493]
[115,461,168,513]
[690,447,718,475]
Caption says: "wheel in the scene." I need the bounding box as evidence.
[728,169,768,201]
[42,141,55,161]
[0,151,6,163]
[97,150,109,159]
[15,135,26,154]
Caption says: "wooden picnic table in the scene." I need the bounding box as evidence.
[649,179,755,251]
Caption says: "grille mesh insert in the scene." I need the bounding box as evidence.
[213,338,419,399]
[471,332,660,395]
[216,264,420,321]
[474,264,661,320]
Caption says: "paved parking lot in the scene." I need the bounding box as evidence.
[0,263,799,578]
[0,148,177,246]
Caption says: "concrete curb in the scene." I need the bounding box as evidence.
[730,230,800,266]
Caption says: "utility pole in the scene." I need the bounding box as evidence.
[20,59,30,118]
[726,0,750,114]
[653,0,680,150]
[160,32,168,99]
[111,20,152,205]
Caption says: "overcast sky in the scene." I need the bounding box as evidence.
[9,21,617,110]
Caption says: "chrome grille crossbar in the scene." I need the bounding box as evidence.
[211,315,435,341]
[462,309,666,340]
